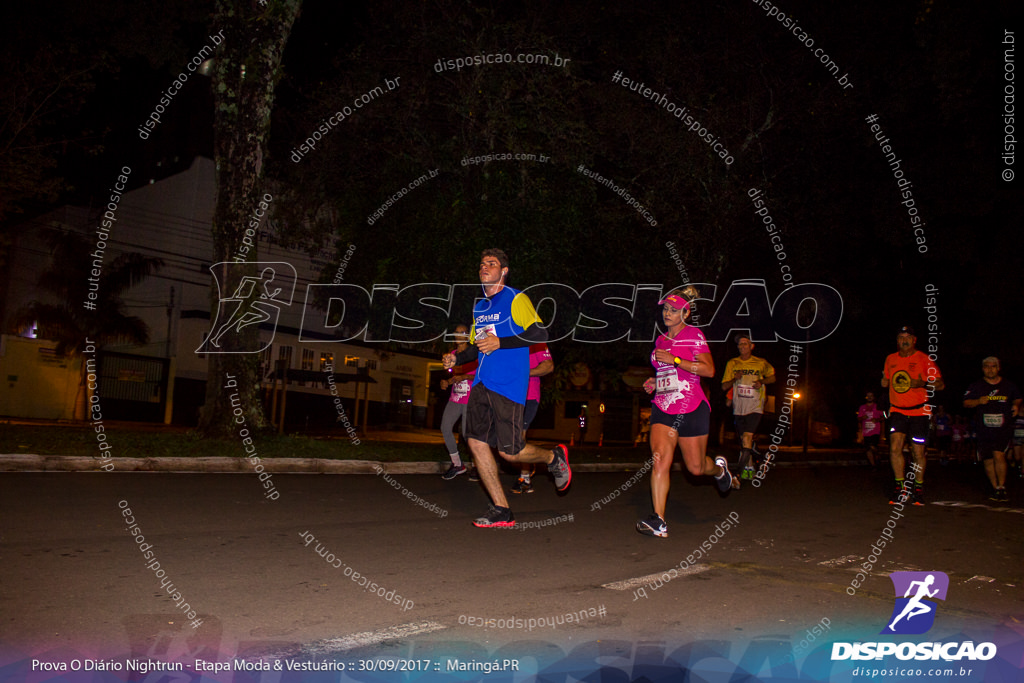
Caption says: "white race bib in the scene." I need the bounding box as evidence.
[451,379,470,400]
[983,413,1004,428]
[864,421,876,431]
[656,367,681,395]
[736,384,758,399]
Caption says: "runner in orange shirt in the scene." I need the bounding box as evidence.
[881,325,944,506]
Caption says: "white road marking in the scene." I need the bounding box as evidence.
[300,621,447,656]
[602,564,711,590]
[931,501,1024,514]
[818,555,863,567]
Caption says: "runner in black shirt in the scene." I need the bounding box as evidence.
[963,357,1022,502]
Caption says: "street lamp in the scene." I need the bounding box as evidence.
[802,389,811,455]
[790,392,801,447]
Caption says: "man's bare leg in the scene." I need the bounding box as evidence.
[889,432,907,478]
[911,442,927,485]
[984,451,1007,490]
[499,443,554,465]
[469,437,508,509]
[741,432,754,450]
[995,452,1008,488]
[500,442,571,492]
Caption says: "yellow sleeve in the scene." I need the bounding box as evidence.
[762,358,775,378]
[511,292,542,329]
[722,359,736,386]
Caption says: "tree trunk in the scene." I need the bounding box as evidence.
[199,0,302,438]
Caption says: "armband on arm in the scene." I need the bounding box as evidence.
[453,346,479,365]
[499,322,549,349]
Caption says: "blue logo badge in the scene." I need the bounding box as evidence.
[881,571,949,635]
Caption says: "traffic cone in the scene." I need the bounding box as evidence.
[570,434,575,446]
[599,433,604,447]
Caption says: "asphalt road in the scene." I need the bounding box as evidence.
[2,459,1022,680]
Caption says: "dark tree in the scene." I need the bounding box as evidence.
[198,0,302,438]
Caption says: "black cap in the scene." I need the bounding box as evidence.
[733,333,752,344]
[897,325,916,336]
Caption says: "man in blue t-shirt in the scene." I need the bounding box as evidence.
[444,249,571,528]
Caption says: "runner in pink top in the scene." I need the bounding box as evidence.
[526,343,552,402]
[651,325,710,414]
[440,324,478,480]
[512,343,554,494]
[636,287,736,539]
[857,391,884,467]
[448,359,476,406]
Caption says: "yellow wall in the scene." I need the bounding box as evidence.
[0,335,82,420]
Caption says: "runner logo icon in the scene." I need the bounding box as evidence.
[881,571,949,635]
[197,262,297,354]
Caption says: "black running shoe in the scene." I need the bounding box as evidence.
[473,505,515,528]
[636,513,668,538]
[889,483,909,505]
[549,444,572,491]
[442,464,466,480]
[714,456,735,493]
[511,477,534,494]
[911,485,925,506]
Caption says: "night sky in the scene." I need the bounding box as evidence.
[2,0,1020,432]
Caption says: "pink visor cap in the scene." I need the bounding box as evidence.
[658,294,690,311]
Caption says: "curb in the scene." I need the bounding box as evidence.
[0,455,868,473]
[0,455,434,474]
[0,455,650,474]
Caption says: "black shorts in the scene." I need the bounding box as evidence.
[523,399,539,431]
[977,429,1013,460]
[465,383,526,455]
[888,412,930,444]
[650,402,710,438]
[863,434,880,448]
[734,412,763,435]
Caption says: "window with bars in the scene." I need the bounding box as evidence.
[299,348,315,386]
[278,345,293,371]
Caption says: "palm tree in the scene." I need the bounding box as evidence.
[11,229,164,419]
